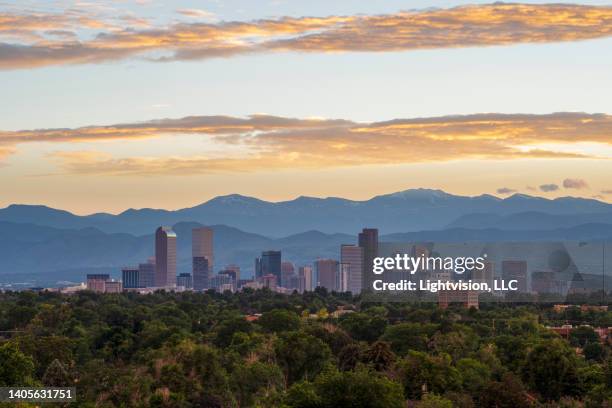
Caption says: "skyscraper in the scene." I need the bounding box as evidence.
[193,257,209,291]
[341,244,364,294]
[315,259,338,291]
[192,227,214,273]
[155,226,177,287]
[138,259,155,288]
[299,266,313,291]
[337,263,350,292]
[122,267,139,289]
[259,251,281,283]
[358,228,379,292]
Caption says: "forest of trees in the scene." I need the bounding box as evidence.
[0,288,611,407]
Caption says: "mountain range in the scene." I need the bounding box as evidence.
[2,189,612,236]
[1,189,612,286]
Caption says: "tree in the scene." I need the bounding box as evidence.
[381,322,436,355]
[522,339,581,401]
[583,342,605,362]
[569,326,599,348]
[259,309,301,333]
[362,341,396,371]
[274,331,332,384]
[285,367,405,408]
[479,373,530,408]
[42,359,72,386]
[339,313,387,342]
[456,358,491,394]
[397,351,461,399]
[417,394,453,408]
[213,315,253,347]
[337,343,363,371]
[231,361,284,407]
[0,341,35,386]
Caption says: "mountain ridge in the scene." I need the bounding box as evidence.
[2,189,612,236]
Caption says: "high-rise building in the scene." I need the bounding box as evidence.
[192,227,214,273]
[337,263,350,292]
[86,274,110,292]
[258,251,281,283]
[358,228,379,291]
[299,266,313,291]
[138,259,156,288]
[341,244,364,294]
[281,261,295,288]
[193,257,209,291]
[177,273,193,289]
[502,260,528,292]
[122,267,140,289]
[315,259,338,291]
[155,227,177,287]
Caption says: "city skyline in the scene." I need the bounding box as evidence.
[1,1,611,213]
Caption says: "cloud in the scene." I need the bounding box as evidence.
[540,183,559,192]
[2,112,612,175]
[496,187,516,195]
[563,178,589,189]
[176,9,217,21]
[1,3,612,69]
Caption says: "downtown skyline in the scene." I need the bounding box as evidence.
[1,0,612,213]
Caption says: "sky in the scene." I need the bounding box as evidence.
[1,0,611,214]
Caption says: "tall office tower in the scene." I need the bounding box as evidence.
[337,263,350,292]
[177,273,193,289]
[260,251,282,283]
[138,259,156,288]
[341,244,364,294]
[193,257,209,291]
[86,274,110,292]
[358,228,379,291]
[315,259,339,291]
[155,227,177,287]
[281,261,295,288]
[502,260,528,292]
[299,266,313,291]
[192,227,214,273]
[122,267,140,289]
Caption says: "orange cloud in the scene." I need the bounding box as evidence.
[3,112,602,176]
[1,3,611,69]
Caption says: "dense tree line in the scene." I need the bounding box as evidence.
[0,288,611,407]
